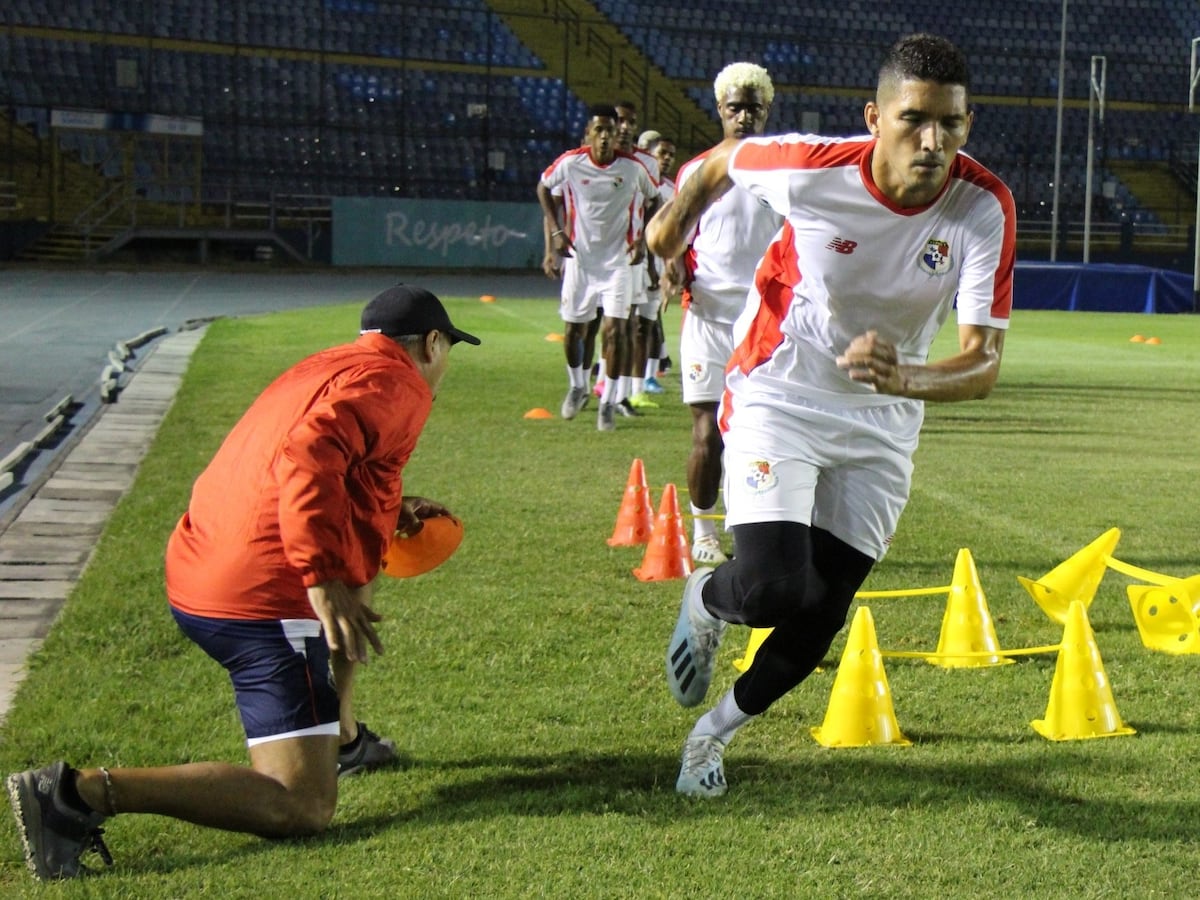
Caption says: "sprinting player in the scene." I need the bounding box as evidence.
[668,62,782,565]
[613,100,662,416]
[538,104,660,431]
[6,286,481,879]
[635,129,679,399]
[647,33,1015,798]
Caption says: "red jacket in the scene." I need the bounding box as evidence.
[166,333,432,620]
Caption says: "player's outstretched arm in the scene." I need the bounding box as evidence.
[836,324,1005,402]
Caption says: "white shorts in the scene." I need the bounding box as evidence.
[636,285,662,320]
[560,259,633,324]
[720,396,921,560]
[680,312,734,404]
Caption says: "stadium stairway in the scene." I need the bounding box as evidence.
[1106,159,1196,228]
[486,0,721,156]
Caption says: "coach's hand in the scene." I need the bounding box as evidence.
[308,579,383,663]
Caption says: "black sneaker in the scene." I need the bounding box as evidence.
[7,761,112,880]
[617,398,642,418]
[338,722,401,777]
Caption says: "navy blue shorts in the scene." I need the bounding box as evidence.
[171,607,340,746]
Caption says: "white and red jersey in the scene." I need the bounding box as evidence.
[676,147,784,325]
[540,148,659,270]
[629,146,662,240]
[648,174,676,273]
[724,133,1015,411]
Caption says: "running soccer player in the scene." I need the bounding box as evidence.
[647,33,1015,798]
[538,105,660,431]
[669,62,782,565]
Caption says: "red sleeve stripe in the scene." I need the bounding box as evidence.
[732,136,869,173]
[954,155,1017,320]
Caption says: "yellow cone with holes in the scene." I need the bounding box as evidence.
[928,548,1013,668]
[811,607,910,748]
[1127,581,1200,655]
[1018,527,1121,625]
[1031,600,1135,741]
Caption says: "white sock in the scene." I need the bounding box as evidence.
[616,375,632,403]
[568,365,586,389]
[690,689,753,744]
[600,378,619,404]
[691,503,719,541]
[689,568,720,624]
[632,376,645,396]
[644,358,659,380]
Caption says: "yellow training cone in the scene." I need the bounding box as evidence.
[1017,527,1121,625]
[811,607,911,748]
[1127,583,1200,655]
[1031,600,1136,741]
[928,548,1013,668]
[733,628,773,672]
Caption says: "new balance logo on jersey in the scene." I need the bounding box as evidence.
[826,237,858,254]
[919,237,952,275]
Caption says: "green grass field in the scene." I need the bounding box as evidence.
[2,297,1199,897]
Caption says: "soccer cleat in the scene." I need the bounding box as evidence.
[7,761,112,880]
[560,386,590,420]
[644,377,665,394]
[676,734,728,798]
[627,392,659,409]
[596,402,616,432]
[338,722,401,777]
[617,398,642,418]
[691,534,729,565]
[666,568,726,707]
[592,379,605,399]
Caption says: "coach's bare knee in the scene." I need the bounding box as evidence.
[262,790,337,839]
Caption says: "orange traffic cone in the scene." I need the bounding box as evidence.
[811,607,911,748]
[633,483,693,582]
[607,459,654,547]
[928,548,1013,669]
[1031,600,1136,741]
[1018,527,1121,625]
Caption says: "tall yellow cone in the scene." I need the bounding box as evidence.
[928,548,1013,668]
[1017,527,1121,624]
[1127,583,1200,655]
[732,627,773,672]
[1031,600,1136,741]
[811,607,911,748]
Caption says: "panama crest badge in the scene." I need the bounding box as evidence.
[744,459,778,495]
[919,237,951,275]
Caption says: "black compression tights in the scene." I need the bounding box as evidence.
[703,521,875,716]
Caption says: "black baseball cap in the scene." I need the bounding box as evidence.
[360,285,481,346]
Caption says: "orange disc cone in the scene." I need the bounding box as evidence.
[1017,527,1121,625]
[1127,583,1200,655]
[607,458,654,547]
[928,549,1013,668]
[1031,600,1136,741]
[811,607,911,748]
[523,407,554,419]
[632,483,693,581]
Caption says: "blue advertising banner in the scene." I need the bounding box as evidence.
[333,197,542,268]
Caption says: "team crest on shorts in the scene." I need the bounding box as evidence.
[744,459,778,494]
[687,363,704,383]
[919,237,952,275]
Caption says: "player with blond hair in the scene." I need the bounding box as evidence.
[666,61,782,565]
